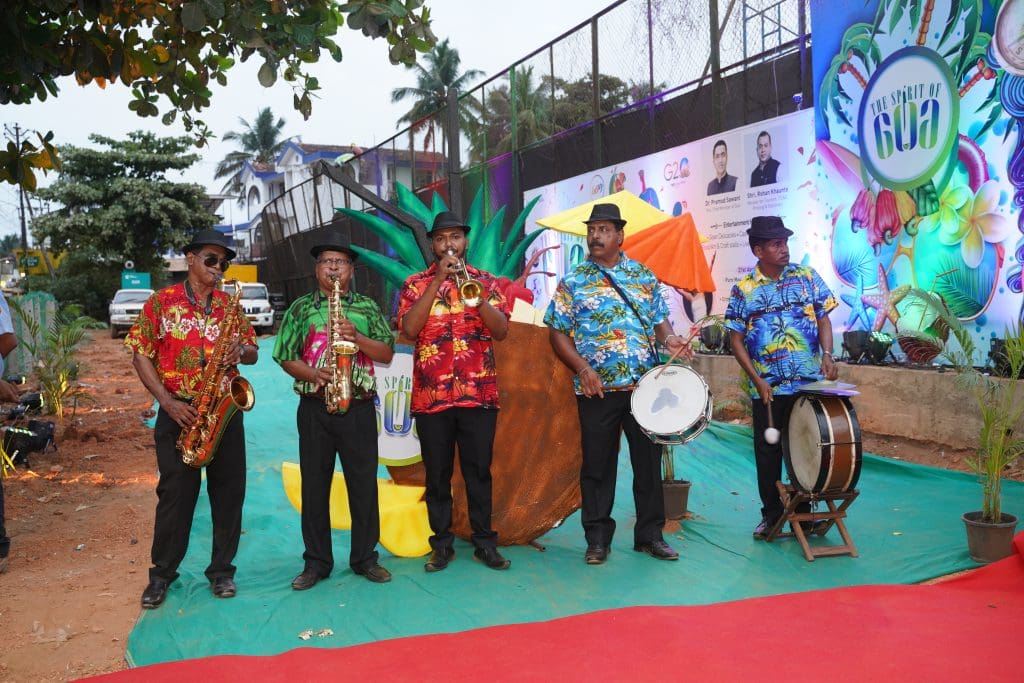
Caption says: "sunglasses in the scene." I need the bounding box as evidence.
[200,254,232,272]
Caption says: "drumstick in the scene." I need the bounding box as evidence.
[654,341,691,378]
[764,401,781,445]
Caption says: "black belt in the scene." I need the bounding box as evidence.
[300,395,374,409]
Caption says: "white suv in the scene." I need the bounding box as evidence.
[226,282,274,334]
[109,288,154,338]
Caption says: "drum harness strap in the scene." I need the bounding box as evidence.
[595,267,660,361]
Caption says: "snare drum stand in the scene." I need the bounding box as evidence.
[764,482,859,561]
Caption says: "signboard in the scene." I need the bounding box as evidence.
[121,271,151,289]
[373,350,419,466]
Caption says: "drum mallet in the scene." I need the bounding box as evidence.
[764,400,781,445]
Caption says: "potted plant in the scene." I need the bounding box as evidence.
[917,289,1024,562]
[662,445,691,521]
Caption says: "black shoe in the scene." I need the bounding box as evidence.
[633,539,679,561]
[584,544,609,565]
[141,579,169,609]
[354,561,392,584]
[473,546,511,570]
[291,569,323,591]
[797,519,830,536]
[424,547,454,573]
[211,576,236,598]
[754,514,782,540]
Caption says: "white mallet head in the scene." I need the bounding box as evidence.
[764,427,781,445]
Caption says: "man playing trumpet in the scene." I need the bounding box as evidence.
[273,231,395,590]
[397,211,512,572]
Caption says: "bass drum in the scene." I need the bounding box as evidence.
[630,364,712,445]
[783,393,863,493]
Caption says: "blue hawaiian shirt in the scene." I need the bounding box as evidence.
[724,264,838,397]
[544,253,668,393]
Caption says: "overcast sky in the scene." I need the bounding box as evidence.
[0,0,613,238]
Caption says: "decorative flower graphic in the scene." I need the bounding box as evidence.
[935,180,1011,268]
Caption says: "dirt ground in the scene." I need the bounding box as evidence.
[0,331,1020,681]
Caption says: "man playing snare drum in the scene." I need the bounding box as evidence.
[724,216,839,539]
[545,203,692,566]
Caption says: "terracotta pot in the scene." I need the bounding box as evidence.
[962,511,1019,563]
[663,479,691,521]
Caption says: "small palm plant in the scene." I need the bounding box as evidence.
[8,299,93,424]
[336,183,544,287]
[913,288,1024,524]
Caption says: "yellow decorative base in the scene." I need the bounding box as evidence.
[281,462,432,558]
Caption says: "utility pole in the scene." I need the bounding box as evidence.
[10,123,29,254]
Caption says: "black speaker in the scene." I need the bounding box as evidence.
[2,420,55,465]
[843,330,893,364]
[699,326,732,354]
[989,339,1024,378]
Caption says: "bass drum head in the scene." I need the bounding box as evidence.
[631,365,709,437]
[784,395,824,491]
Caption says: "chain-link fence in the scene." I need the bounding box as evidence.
[256,0,811,313]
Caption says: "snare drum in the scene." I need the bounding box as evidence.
[783,393,863,493]
[631,364,713,445]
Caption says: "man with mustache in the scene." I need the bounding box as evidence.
[126,229,258,609]
[397,211,512,572]
[545,203,692,565]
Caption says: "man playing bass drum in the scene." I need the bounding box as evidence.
[126,230,258,610]
[273,231,395,590]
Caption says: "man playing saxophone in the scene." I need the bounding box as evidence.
[397,211,512,572]
[273,232,395,590]
[126,230,258,610]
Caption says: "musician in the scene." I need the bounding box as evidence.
[0,291,15,574]
[397,211,512,572]
[724,216,838,538]
[125,229,258,609]
[273,232,395,590]
[545,203,692,565]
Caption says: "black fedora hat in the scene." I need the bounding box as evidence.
[309,229,358,261]
[182,229,236,260]
[428,210,471,235]
[747,215,793,240]
[583,203,626,228]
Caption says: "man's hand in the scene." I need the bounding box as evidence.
[224,339,243,365]
[578,366,605,399]
[336,318,358,343]
[753,376,774,404]
[434,254,460,285]
[164,398,198,429]
[665,334,694,361]
[312,366,333,389]
[822,354,839,381]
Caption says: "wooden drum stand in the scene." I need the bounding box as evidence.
[764,482,860,561]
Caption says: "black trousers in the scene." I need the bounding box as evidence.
[151,408,246,582]
[577,392,665,546]
[750,394,801,523]
[297,396,380,576]
[416,407,499,550]
[0,475,8,559]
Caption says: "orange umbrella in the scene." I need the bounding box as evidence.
[622,213,715,293]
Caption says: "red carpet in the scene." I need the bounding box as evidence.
[88,533,1024,682]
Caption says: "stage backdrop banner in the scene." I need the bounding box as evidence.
[524,110,830,335]
[812,0,1023,359]
[373,350,419,466]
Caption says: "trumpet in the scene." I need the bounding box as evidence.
[445,249,484,307]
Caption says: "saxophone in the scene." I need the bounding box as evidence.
[325,276,359,414]
[177,279,256,467]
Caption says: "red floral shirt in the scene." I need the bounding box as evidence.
[397,263,510,415]
[124,283,258,399]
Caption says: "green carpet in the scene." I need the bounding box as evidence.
[125,338,1024,666]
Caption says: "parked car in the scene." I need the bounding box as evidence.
[268,291,288,329]
[225,282,274,334]
[108,288,154,338]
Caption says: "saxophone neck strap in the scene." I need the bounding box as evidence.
[184,280,214,317]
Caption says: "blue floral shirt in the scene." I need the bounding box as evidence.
[724,263,838,397]
[544,253,668,393]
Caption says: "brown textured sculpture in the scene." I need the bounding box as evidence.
[450,321,582,545]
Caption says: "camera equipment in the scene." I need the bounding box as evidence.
[2,419,56,466]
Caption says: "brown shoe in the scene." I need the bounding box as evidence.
[633,540,679,561]
[211,576,236,598]
[291,569,323,591]
[354,561,392,583]
[584,544,609,565]
[473,546,511,570]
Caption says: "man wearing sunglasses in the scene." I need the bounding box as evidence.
[273,231,395,590]
[126,229,259,609]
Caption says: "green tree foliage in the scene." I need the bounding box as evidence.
[0,0,436,186]
[31,131,216,277]
[22,250,123,321]
[0,235,19,256]
[390,37,483,153]
[214,107,289,196]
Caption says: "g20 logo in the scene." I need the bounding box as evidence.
[857,47,959,190]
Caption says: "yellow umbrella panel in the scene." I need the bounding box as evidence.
[535,190,671,237]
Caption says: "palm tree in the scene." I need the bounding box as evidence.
[469,65,552,162]
[390,38,484,156]
[214,107,288,197]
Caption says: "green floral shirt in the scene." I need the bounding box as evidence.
[272,289,394,398]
